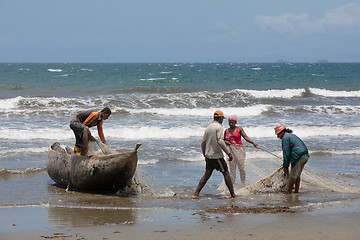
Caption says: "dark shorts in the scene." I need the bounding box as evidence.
[70,122,86,147]
[206,158,229,172]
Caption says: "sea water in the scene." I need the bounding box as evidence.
[0,63,360,228]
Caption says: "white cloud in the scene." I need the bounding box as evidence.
[254,3,360,34]
[215,21,231,32]
[322,3,360,28]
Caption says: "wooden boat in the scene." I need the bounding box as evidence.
[46,142,141,192]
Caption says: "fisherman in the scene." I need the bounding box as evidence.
[192,110,238,199]
[275,124,309,194]
[70,107,111,156]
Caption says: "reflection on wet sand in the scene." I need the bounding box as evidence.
[0,168,46,180]
[48,206,137,227]
[46,184,139,227]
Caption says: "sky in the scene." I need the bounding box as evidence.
[1,0,360,63]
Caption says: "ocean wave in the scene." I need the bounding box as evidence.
[107,125,360,140]
[47,68,63,72]
[138,159,160,165]
[309,88,360,97]
[126,105,271,117]
[240,88,304,99]
[0,167,46,175]
[1,94,360,117]
[1,125,359,141]
[0,128,72,140]
[1,87,359,106]
[0,203,50,208]
[123,104,360,116]
[0,147,48,155]
[140,77,167,81]
[310,149,360,156]
[239,88,360,99]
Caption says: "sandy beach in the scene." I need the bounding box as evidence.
[1,198,359,240]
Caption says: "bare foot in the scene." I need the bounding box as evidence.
[231,194,240,199]
[191,195,201,199]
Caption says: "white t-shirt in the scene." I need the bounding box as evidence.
[202,121,224,159]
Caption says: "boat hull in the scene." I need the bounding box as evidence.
[46,142,138,191]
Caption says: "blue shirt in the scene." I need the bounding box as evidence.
[282,133,308,168]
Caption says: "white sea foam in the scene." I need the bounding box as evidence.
[140,77,167,81]
[245,126,360,139]
[0,96,22,110]
[138,159,160,165]
[1,88,360,116]
[176,153,204,162]
[0,147,48,155]
[311,149,360,156]
[1,125,359,141]
[0,128,72,140]
[47,69,63,72]
[107,126,204,140]
[309,88,360,97]
[304,105,360,115]
[127,105,272,117]
[240,88,304,99]
[235,88,360,99]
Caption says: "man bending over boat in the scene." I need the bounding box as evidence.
[70,107,111,156]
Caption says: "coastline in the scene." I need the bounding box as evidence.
[1,198,359,240]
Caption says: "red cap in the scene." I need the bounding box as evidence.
[274,124,286,135]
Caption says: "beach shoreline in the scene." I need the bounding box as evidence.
[1,198,359,240]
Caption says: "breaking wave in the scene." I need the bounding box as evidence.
[0,125,359,141]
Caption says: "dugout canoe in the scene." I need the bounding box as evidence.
[46,142,141,191]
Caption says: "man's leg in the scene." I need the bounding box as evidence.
[294,177,301,193]
[81,127,90,156]
[287,177,296,194]
[192,169,213,199]
[223,170,237,198]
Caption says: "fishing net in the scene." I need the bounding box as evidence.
[218,146,360,195]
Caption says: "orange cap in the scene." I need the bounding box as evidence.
[214,110,226,118]
[274,124,286,135]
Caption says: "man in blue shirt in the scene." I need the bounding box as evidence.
[275,124,309,194]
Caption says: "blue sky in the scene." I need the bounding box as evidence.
[1,0,360,62]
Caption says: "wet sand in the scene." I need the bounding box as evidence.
[1,199,359,240]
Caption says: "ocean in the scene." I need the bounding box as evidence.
[1,62,360,230]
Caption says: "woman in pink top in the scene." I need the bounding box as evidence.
[225,115,260,185]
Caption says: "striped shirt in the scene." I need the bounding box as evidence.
[282,133,309,168]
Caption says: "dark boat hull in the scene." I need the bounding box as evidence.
[46,142,139,191]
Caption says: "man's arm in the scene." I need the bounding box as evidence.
[97,121,107,144]
[201,141,206,158]
[217,138,232,161]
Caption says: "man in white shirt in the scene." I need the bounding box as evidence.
[192,110,238,199]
